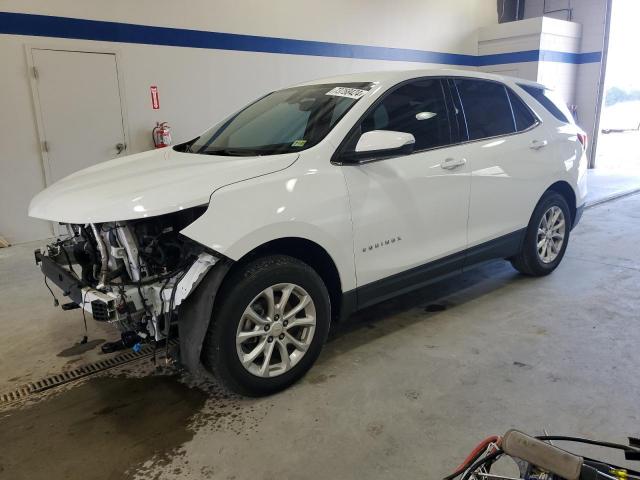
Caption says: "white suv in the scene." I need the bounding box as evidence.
[30,69,587,395]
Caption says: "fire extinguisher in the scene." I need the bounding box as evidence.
[152,121,172,148]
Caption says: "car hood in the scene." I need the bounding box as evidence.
[29,148,299,224]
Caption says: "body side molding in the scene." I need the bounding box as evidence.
[348,229,526,311]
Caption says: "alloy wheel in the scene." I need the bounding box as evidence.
[537,206,566,264]
[236,283,316,378]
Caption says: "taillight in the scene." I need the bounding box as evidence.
[577,132,588,150]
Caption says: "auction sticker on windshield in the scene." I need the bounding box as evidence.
[326,87,368,99]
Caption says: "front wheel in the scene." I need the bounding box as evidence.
[510,191,571,276]
[202,255,330,396]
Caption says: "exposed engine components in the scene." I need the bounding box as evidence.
[36,205,214,344]
[90,223,109,289]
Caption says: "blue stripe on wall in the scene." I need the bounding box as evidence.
[476,50,541,66]
[0,12,602,66]
[477,49,603,66]
[539,50,602,64]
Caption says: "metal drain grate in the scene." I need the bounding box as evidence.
[0,339,179,404]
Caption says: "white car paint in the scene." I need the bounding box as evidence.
[29,68,588,298]
[459,113,569,247]
[29,147,298,224]
[340,136,471,288]
[355,130,415,152]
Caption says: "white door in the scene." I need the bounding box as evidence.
[452,78,550,248]
[340,78,471,305]
[32,49,127,185]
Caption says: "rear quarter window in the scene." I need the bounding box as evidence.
[519,84,574,124]
[507,89,537,131]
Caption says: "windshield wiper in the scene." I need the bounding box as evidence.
[201,148,257,157]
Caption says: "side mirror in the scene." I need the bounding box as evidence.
[356,130,415,154]
[341,130,415,163]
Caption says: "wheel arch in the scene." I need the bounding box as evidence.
[223,237,346,323]
[178,236,349,376]
[545,180,577,228]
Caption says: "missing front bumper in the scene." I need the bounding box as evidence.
[36,249,83,305]
[36,249,118,322]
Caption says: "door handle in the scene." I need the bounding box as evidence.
[440,157,467,170]
[116,142,126,154]
[529,139,548,150]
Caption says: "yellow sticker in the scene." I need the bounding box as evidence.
[291,140,307,147]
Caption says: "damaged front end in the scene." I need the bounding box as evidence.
[35,206,224,364]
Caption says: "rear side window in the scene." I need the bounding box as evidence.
[455,79,515,140]
[518,84,573,124]
[507,89,537,131]
[357,78,453,150]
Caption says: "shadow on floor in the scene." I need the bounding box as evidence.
[0,259,526,480]
[0,374,210,480]
[324,259,525,358]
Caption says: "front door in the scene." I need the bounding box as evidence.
[340,78,471,307]
[31,49,127,185]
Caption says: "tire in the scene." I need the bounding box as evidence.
[202,254,330,396]
[510,191,571,277]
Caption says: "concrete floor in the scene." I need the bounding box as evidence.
[1,194,639,480]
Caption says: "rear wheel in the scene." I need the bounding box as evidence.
[510,191,571,276]
[202,255,330,396]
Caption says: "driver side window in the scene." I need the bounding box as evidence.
[353,78,453,151]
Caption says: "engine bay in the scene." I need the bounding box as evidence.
[35,206,217,349]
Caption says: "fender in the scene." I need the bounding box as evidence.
[180,147,357,292]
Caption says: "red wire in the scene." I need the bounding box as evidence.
[452,435,502,475]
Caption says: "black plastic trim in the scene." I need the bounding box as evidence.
[573,204,585,230]
[338,142,415,165]
[339,289,358,322]
[37,252,84,305]
[178,258,233,375]
[464,228,526,269]
[347,229,526,311]
[356,250,465,310]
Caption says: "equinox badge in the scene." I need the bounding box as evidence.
[362,236,402,253]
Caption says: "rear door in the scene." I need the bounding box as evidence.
[340,78,472,306]
[450,78,548,260]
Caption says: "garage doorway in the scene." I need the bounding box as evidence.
[29,49,129,186]
[591,0,640,200]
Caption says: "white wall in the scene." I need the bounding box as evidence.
[537,18,581,105]
[477,16,581,113]
[478,17,546,80]
[0,0,497,243]
[523,0,609,162]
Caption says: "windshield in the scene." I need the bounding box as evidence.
[185,82,372,156]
